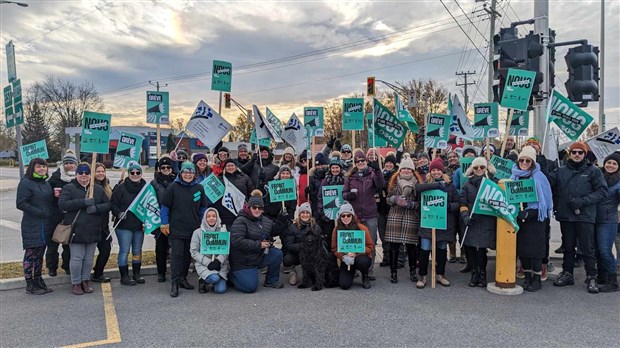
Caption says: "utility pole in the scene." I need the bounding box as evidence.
[484,0,500,104]
[149,80,167,160]
[599,0,605,131]
[456,71,476,113]
[534,0,549,140]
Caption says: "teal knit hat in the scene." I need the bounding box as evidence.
[180,161,195,173]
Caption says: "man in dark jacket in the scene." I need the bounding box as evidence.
[549,142,608,293]
[150,156,177,283]
[241,145,279,193]
[234,143,251,167]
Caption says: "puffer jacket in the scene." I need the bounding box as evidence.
[229,207,275,271]
[48,167,74,225]
[459,175,497,249]
[308,166,328,220]
[16,175,55,249]
[160,176,209,240]
[282,221,321,255]
[189,208,230,280]
[596,172,620,224]
[110,178,146,231]
[343,167,385,222]
[548,160,608,224]
[58,180,110,244]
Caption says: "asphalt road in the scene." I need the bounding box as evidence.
[0,264,618,347]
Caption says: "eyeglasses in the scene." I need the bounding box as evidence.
[340,213,353,218]
[130,171,142,175]
[342,151,351,154]
[355,159,366,163]
[472,166,486,170]
[250,206,264,211]
[160,165,172,170]
[518,158,532,164]
[571,150,585,155]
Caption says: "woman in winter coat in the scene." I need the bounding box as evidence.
[16,158,55,295]
[46,149,78,276]
[378,152,398,267]
[595,152,620,292]
[214,159,253,228]
[263,165,297,237]
[58,163,110,295]
[415,158,459,288]
[385,154,420,284]
[282,203,312,286]
[229,190,284,293]
[90,163,113,283]
[459,157,497,288]
[192,153,212,183]
[331,203,375,290]
[160,161,209,297]
[150,155,177,283]
[190,208,229,294]
[510,146,554,292]
[241,146,279,192]
[279,146,296,170]
[317,157,346,244]
[110,162,147,286]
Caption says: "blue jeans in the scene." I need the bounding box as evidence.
[420,238,448,251]
[595,223,618,274]
[231,248,283,293]
[205,274,227,294]
[115,229,144,267]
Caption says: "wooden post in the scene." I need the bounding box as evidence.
[431,228,436,289]
[500,109,514,157]
[351,131,356,149]
[88,154,97,198]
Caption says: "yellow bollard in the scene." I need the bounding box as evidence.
[494,180,517,288]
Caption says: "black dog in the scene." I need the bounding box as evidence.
[297,224,331,291]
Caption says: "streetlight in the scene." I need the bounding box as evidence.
[0,1,29,6]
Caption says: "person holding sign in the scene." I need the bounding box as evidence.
[317,157,346,243]
[214,159,253,229]
[241,146,279,194]
[229,190,284,293]
[263,166,297,237]
[415,158,459,288]
[16,158,55,295]
[150,156,177,283]
[110,163,147,286]
[283,203,323,288]
[509,147,554,292]
[160,162,210,298]
[90,163,113,283]
[459,157,498,288]
[190,208,229,294]
[385,154,421,284]
[331,203,374,290]
[58,163,111,295]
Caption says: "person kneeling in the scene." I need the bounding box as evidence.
[331,203,375,290]
[190,208,229,294]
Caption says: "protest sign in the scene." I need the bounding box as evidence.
[186,100,233,149]
[342,98,364,130]
[281,113,308,154]
[146,91,169,124]
[200,231,230,255]
[337,230,366,253]
[373,98,407,148]
[304,107,324,137]
[201,174,226,203]
[505,179,538,204]
[253,105,282,142]
[80,111,111,153]
[114,132,144,168]
[449,94,475,140]
[211,60,232,92]
[127,184,161,234]
[367,113,388,147]
[490,155,514,180]
[586,127,620,164]
[471,178,519,232]
[500,69,537,111]
[425,113,451,149]
[547,89,594,141]
[20,140,48,165]
[460,157,474,189]
[509,109,530,136]
[473,102,499,139]
[321,185,344,220]
[268,179,296,202]
[395,93,419,133]
[421,190,448,230]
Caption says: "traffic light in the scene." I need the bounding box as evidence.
[523,33,544,97]
[224,93,231,109]
[493,28,520,103]
[564,44,599,106]
[548,29,556,91]
[367,77,375,96]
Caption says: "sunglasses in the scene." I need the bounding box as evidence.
[342,151,351,154]
[130,171,142,175]
[472,166,486,170]
[571,150,585,155]
[340,213,353,218]
[518,158,532,164]
[178,156,187,160]
[355,159,366,163]
[250,206,264,211]
[160,165,172,170]
[77,171,90,175]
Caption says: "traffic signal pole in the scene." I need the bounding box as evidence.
[534,0,549,141]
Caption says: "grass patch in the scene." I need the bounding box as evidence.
[0,250,156,279]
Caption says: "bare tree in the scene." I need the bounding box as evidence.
[229,113,253,142]
[0,121,16,152]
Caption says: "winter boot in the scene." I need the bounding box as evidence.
[527,274,542,292]
[389,249,398,283]
[289,267,298,286]
[596,270,608,285]
[34,277,53,294]
[522,272,532,290]
[406,244,418,282]
[170,281,179,298]
[553,271,574,286]
[586,276,599,294]
[468,270,479,287]
[81,280,93,294]
[448,242,457,263]
[198,278,208,293]
[119,266,136,286]
[91,272,111,283]
[599,273,619,293]
[362,274,371,289]
[132,263,145,284]
[477,270,487,287]
[25,279,45,295]
[180,277,194,290]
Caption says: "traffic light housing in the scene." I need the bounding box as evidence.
[548,29,556,91]
[564,44,599,106]
[367,77,375,96]
[224,93,231,109]
[523,33,544,98]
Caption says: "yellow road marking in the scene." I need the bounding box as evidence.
[62,282,121,348]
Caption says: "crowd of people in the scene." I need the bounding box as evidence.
[15,136,620,296]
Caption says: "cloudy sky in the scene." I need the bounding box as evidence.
[1,0,618,131]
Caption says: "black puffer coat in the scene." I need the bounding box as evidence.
[110,178,146,231]
[459,175,497,249]
[241,154,278,192]
[596,171,620,224]
[16,176,55,249]
[548,160,608,224]
[416,179,459,243]
[58,180,110,244]
[308,167,328,220]
[229,208,275,271]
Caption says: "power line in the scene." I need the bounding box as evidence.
[440,0,488,63]
[454,0,489,45]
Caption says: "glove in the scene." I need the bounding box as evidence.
[327,135,336,148]
[207,259,222,271]
[86,206,97,214]
[160,224,170,236]
[118,211,127,221]
[396,196,408,208]
[304,186,311,196]
[369,161,380,171]
[343,255,355,266]
[334,139,342,150]
[252,153,259,162]
[169,150,178,161]
[568,198,582,211]
[347,191,357,201]
[466,217,475,226]
[84,198,95,206]
[517,210,529,221]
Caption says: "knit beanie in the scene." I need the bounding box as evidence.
[417,152,430,161]
[384,152,397,166]
[192,152,207,164]
[568,142,588,153]
[296,202,312,215]
[180,161,195,173]
[482,144,497,155]
[238,143,248,151]
[525,137,542,149]
[62,149,78,165]
[218,147,229,154]
[259,145,271,153]
[315,153,329,165]
[429,158,445,172]
[277,165,292,178]
[354,151,366,162]
[128,162,142,173]
[283,147,295,156]
[399,156,415,170]
[329,157,343,168]
[248,190,264,208]
[223,158,237,167]
[462,146,478,157]
[340,144,352,153]
[299,150,308,161]
[518,146,537,163]
[158,156,173,168]
[604,152,620,169]
[176,149,188,159]
[338,203,355,217]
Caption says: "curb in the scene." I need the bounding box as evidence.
[0,265,159,291]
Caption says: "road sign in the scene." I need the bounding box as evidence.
[3,85,13,128]
[11,79,23,126]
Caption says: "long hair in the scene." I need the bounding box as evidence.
[336,214,360,230]
[25,158,48,178]
[293,215,316,229]
[94,163,113,198]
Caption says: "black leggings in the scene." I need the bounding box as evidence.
[283,252,300,267]
[520,257,542,273]
[465,246,488,271]
[155,233,169,275]
[93,234,111,276]
[390,243,417,272]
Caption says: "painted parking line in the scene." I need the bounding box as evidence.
[0,219,21,231]
[61,283,121,347]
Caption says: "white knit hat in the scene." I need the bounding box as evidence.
[518,146,537,163]
[399,156,415,170]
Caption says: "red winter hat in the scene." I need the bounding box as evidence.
[568,142,588,153]
[429,158,445,172]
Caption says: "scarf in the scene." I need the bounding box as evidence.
[604,170,620,188]
[417,164,429,175]
[510,162,553,221]
[60,166,75,182]
[397,172,416,198]
[155,171,176,187]
[325,173,345,186]
[32,172,47,181]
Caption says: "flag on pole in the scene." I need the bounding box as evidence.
[586,127,620,164]
[186,100,233,149]
[543,126,559,162]
[127,183,162,234]
[253,105,282,142]
[223,177,246,216]
[471,178,520,232]
[394,92,418,133]
[281,113,308,154]
[449,94,476,140]
[546,89,594,141]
